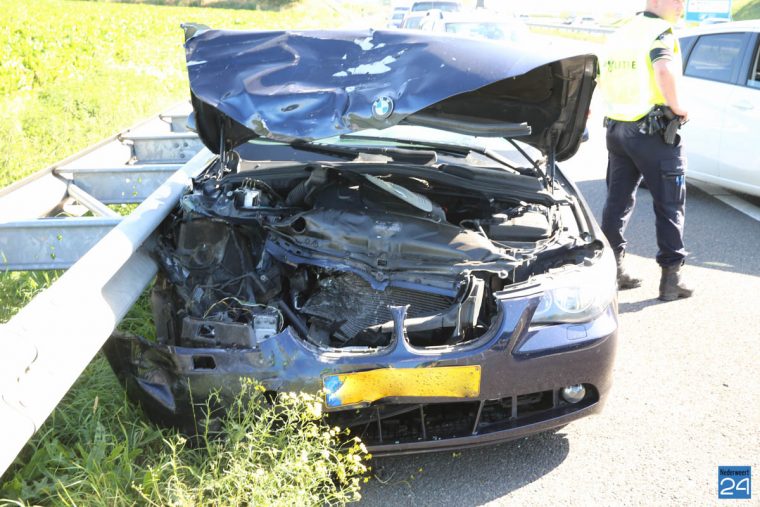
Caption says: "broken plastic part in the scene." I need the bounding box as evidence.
[367,277,485,336]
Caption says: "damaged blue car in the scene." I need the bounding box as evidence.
[105,25,618,455]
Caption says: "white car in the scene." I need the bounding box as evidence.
[408,1,461,13]
[388,11,406,28]
[422,12,531,43]
[388,6,410,28]
[398,9,445,31]
[679,21,760,196]
[402,1,460,29]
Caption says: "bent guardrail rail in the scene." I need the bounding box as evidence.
[527,21,615,36]
[0,105,214,476]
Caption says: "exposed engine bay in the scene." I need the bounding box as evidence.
[152,160,596,350]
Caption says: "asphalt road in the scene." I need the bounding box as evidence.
[358,108,760,505]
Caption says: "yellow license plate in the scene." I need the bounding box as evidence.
[322,366,481,408]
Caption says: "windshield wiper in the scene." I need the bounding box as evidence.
[339,134,525,175]
[290,141,438,165]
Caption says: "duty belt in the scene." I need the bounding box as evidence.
[604,106,683,145]
[602,116,647,129]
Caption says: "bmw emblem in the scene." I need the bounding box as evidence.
[371,96,394,120]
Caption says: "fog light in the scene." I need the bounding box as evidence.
[561,384,586,404]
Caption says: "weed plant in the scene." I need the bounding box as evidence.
[0,364,369,505]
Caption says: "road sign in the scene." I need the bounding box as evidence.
[685,0,732,22]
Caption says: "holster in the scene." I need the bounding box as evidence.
[641,106,682,145]
[661,107,681,145]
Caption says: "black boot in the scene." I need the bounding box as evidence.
[615,251,642,290]
[658,262,694,301]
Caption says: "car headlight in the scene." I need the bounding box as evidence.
[531,248,617,324]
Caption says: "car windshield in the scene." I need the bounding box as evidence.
[404,16,424,29]
[412,2,459,12]
[444,21,524,41]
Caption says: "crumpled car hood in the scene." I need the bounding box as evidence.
[184,26,597,161]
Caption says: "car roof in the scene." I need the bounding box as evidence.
[410,1,460,10]
[412,0,460,4]
[441,12,522,24]
[403,11,428,20]
[679,19,760,37]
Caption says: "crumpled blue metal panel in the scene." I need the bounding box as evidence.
[183,28,597,160]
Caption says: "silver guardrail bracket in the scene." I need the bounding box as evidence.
[56,165,183,204]
[119,133,204,164]
[0,102,216,475]
[0,104,200,271]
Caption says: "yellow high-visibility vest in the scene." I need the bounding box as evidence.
[599,14,681,121]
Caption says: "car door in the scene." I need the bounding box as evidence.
[681,31,748,182]
[717,33,760,195]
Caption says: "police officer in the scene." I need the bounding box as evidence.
[598,0,694,301]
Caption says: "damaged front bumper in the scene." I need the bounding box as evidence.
[104,286,617,455]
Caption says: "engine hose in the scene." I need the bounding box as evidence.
[275,299,310,339]
[285,166,329,206]
[285,178,309,206]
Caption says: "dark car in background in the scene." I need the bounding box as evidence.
[105,26,618,455]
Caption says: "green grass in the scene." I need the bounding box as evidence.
[734,0,760,19]
[85,0,298,8]
[0,362,369,505]
[0,0,378,188]
[0,271,63,322]
[0,0,378,503]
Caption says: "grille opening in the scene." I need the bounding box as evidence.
[192,355,216,370]
[423,402,480,440]
[300,273,455,347]
[327,386,598,446]
[516,391,554,417]
[369,407,423,444]
[479,397,514,426]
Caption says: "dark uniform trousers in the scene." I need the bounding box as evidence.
[601,120,687,267]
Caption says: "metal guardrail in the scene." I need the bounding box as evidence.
[0,106,204,271]
[0,104,215,476]
[527,21,615,36]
